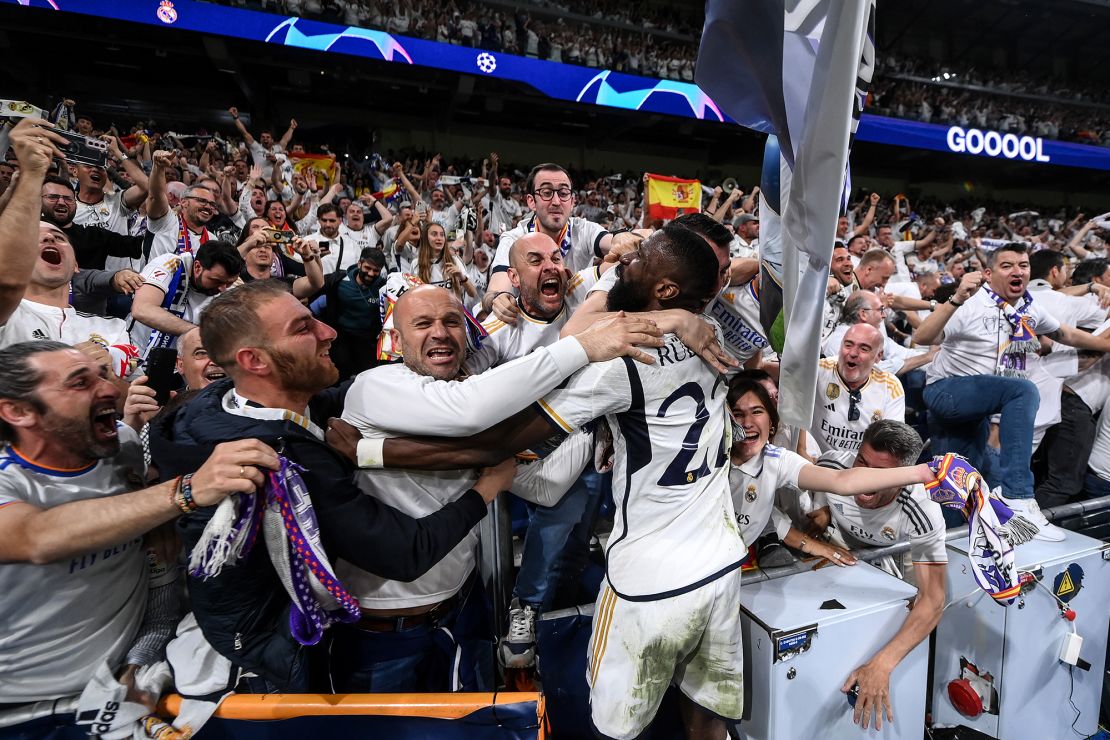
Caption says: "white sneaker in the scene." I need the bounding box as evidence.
[999,494,1065,542]
[498,598,537,669]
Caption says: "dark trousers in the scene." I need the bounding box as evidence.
[1035,389,1096,509]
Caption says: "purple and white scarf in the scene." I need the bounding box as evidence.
[983,286,1039,378]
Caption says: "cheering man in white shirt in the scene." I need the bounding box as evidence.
[812,324,906,453]
[914,243,1110,539]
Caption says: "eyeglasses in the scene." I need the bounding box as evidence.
[848,388,862,422]
[44,194,76,203]
[533,187,574,202]
[187,196,217,209]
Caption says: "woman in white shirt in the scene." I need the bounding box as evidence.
[727,377,941,567]
[415,222,475,302]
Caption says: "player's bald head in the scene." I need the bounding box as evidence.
[508,232,560,270]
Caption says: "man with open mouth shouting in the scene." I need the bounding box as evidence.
[915,241,1110,539]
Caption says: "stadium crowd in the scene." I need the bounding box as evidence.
[1,97,1108,740]
[204,0,1110,146]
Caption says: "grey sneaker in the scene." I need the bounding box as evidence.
[498,598,537,669]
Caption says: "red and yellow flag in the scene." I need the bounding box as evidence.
[645,173,701,221]
[290,153,340,191]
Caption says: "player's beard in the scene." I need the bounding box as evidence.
[606,271,651,313]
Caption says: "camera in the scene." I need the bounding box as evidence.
[50,129,109,168]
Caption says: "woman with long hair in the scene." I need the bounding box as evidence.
[414,221,475,301]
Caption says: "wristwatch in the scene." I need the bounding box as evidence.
[929,299,938,311]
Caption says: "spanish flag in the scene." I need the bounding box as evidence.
[645,173,701,221]
[290,153,340,191]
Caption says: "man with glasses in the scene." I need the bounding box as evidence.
[482,162,642,323]
[811,323,906,453]
[147,184,219,260]
[824,290,934,377]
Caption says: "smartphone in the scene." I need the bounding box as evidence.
[266,229,294,244]
[318,240,331,256]
[145,347,178,406]
[50,129,109,168]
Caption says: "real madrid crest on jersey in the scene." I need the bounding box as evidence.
[872,411,883,424]
[881,526,896,541]
[745,484,757,503]
[826,383,840,400]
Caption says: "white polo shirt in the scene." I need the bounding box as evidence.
[729,443,809,546]
[926,287,1061,384]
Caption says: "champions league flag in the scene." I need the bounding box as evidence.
[697,0,876,428]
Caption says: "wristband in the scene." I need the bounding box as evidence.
[948,297,964,308]
[356,437,386,469]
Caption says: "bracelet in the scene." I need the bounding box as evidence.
[948,297,964,308]
[798,535,809,554]
[174,474,199,513]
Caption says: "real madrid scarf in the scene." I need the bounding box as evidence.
[925,453,1038,605]
[187,390,360,645]
[983,286,1039,378]
[527,215,572,259]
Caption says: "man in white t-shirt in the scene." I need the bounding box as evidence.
[806,420,946,730]
[824,291,933,378]
[812,324,906,453]
[915,243,1110,539]
[72,136,148,236]
[482,163,642,323]
[129,241,243,353]
[341,198,392,254]
[484,154,523,235]
[730,213,759,258]
[229,106,295,181]
[876,223,937,285]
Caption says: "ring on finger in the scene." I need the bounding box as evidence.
[239,465,245,477]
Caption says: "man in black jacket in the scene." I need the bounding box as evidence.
[148,279,511,690]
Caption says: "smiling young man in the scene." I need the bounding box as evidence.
[914,242,1110,539]
[811,323,906,454]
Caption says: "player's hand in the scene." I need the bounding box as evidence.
[111,269,145,295]
[842,658,895,730]
[189,439,280,506]
[490,292,520,324]
[575,311,663,364]
[474,458,517,504]
[123,376,162,431]
[662,311,738,373]
[325,418,361,465]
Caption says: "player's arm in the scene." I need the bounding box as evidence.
[842,561,945,730]
[343,315,661,437]
[0,440,277,564]
[797,462,934,496]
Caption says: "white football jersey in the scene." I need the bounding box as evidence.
[811,357,905,453]
[536,329,743,600]
[0,426,148,702]
[811,450,947,564]
[729,444,808,546]
[129,252,215,348]
[0,299,130,350]
[74,190,132,236]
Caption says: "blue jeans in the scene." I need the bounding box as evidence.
[924,375,1039,500]
[514,466,602,612]
[1083,470,1110,500]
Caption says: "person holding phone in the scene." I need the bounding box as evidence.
[414,222,475,301]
